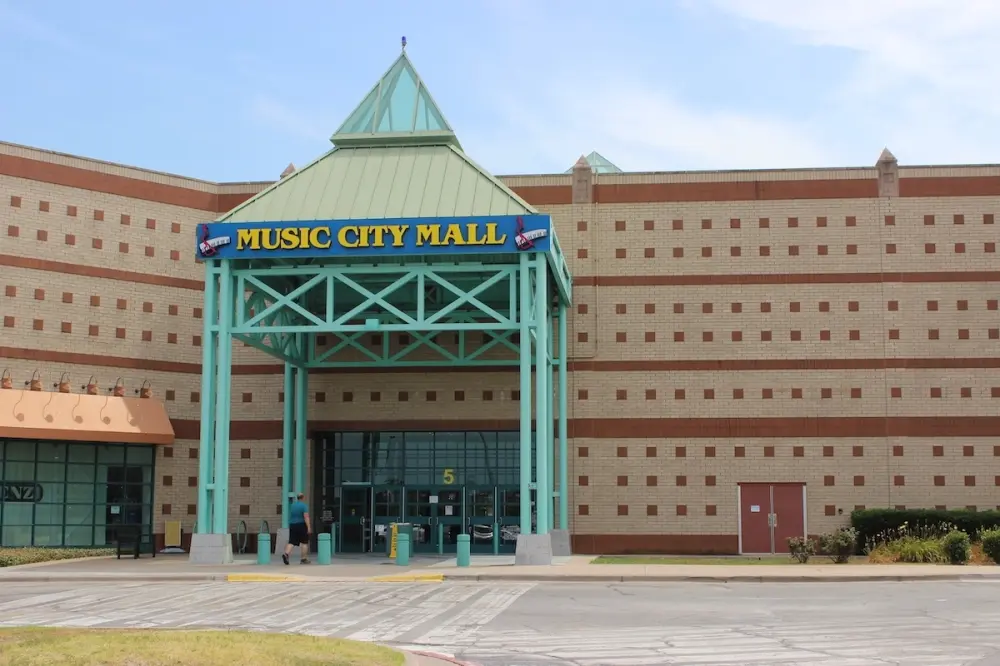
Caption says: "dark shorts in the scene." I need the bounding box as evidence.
[289,522,309,546]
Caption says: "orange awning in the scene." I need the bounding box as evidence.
[0,389,174,445]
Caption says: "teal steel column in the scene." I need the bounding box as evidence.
[534,254,549,535]
[196,261,218,534]
[546,306,555,531]
[294,362,308,495]
[558,301,569,530]
[281,363,294,529]
[210,259,234,534]
[518,253,533,534]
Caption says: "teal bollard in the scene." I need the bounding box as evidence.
[492,522,500,555]
[317,533,331,565]
[437,523,444,554]
[456,533,471,567]
[397,533,411,566]
[257,533,271,565]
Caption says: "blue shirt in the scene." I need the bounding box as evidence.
[289,501,308,525]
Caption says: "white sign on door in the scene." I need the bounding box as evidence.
[750,505,761,513]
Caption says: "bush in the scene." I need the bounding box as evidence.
[852,508,1000,552]
[942,530,972,565]
[0,548,114,568]
[787,536,816,563]
[819,527,857,563]
[981,529,1000,564]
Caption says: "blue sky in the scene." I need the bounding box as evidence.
[1,0,995,182]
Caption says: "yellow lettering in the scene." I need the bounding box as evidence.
[279,227,299,250]
[236,229,260,250]
[442,224,467,246]
[371,225,388,248]
[308,227,331,249]
[484,223,507,245]
[387,224,409,247]
[338,226,360,248]
[261,228,280,250]
[416,224,441,246]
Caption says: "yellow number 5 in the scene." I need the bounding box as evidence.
[442,468,455,485]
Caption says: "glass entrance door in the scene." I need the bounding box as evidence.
[497,487,525,553]
[436,487,464,552]
[467,487,497,554]
[406,488,434,553]
[339,485,372,553]
[371,486,402,554]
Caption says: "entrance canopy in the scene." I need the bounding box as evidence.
[191,47,572,562]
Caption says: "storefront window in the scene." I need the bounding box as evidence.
[0,439,156,549]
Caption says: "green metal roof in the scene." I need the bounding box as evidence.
[218,49,537,223]
[217,144,535,222]
[565,150,623,174]
[331,51,460,149]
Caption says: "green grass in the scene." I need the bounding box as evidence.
[0,548,115,568]
[0,628,404,666]
[592,555,864,565]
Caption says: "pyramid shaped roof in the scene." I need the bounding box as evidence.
[217,50,534,223]
[565,151,623,174]
[331,51,460,149]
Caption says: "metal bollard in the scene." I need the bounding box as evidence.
[397,533,411,566]
[456,533,471,567]
[317,533,332,565]
[437,523,444,555]
[492,522,500,555]
[257,533,271,565]
[330,523,338,554]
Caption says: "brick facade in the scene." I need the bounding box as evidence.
[2,140,999,553]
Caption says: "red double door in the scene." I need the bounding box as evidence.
[739,483,806,554]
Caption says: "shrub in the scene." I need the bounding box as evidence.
[942,530,972,565]
[981,529,1000,564]
[0,548,114,568]
[787,536,816,563]
[819,527,857,563]
[894,536,946,563]
[852,508,1000,552]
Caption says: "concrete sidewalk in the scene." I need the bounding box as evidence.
[2,553,1000,584]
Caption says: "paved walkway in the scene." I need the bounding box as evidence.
[2,579,999,664]
[1,553,999,584]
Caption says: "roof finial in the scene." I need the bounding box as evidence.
[401,36,407,52]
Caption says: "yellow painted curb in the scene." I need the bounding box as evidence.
[226,573,305,583]
[367,573,444,583]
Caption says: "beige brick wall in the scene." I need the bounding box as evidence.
[3,150,1000,551]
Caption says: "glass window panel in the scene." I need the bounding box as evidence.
[3,460,34,480]
[372,432,403,485]
[37,441,66,463]
[66,483,95,503]
[1,524,32,547]
[32,524,64,547]
[67,464,96,484]
[97,445,125,464]
[434,432,465,486]
[67,444,95,464]
[33,503,64,525]
[36,462,66,483]
[5,440,35,461]
[125,445,154,466]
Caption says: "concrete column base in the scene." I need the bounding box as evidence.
[273,528,289,557]
[515,532,553,566]
[549,529,572,557]
[188,533,234,565]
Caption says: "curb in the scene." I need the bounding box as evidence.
[441,572,1000,583]
[400,647,480,665]
[226,573,306,583]
[368,573,444,583]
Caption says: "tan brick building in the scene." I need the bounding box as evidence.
[2,124,999,554]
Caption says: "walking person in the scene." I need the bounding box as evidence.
[282,493,311,565]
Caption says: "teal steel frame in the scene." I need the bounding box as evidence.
[195,249,572,540]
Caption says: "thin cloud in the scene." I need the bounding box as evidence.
[248,96,329,144]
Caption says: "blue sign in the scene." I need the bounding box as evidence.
[196,215,551,261]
